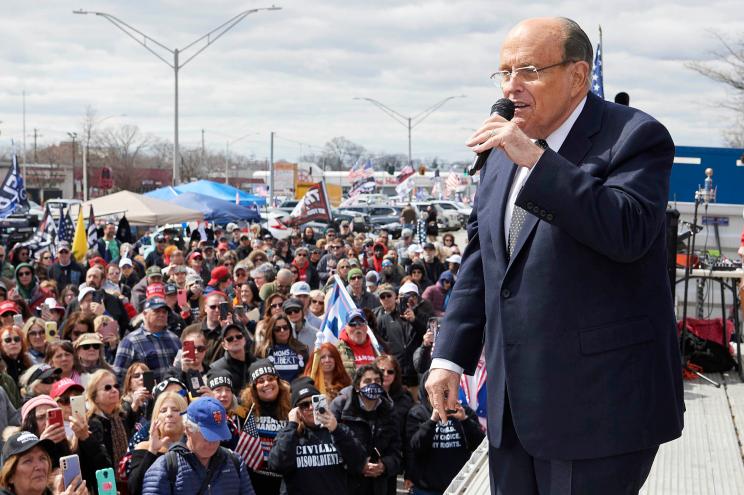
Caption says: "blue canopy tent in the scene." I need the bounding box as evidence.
[145,181,266,207]
[164,191,260,223]
[172,180,266,207]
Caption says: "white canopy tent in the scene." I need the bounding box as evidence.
[82,190,203,225]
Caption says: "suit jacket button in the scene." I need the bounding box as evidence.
[526,202,534,209]
[546,213,554,221]
[532,206,540,214]
[501,289,511,298]
[539,209,546,217]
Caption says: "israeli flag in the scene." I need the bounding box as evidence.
[318,275,357,346]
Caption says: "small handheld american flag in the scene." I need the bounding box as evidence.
[234,406,263,470]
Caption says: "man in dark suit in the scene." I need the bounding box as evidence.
[426,17,684,494]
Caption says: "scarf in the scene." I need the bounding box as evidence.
[107,411,128,471]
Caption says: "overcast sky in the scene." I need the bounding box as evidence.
[0,0,742,165]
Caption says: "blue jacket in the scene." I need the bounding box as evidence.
[141,443,255,495]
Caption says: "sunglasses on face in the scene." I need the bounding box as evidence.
[348,320,366,328]
[270,303,283,309]
[28,330,44,338]
[191,345,207,353]
[101,383,121,392]
[298,401,313,410]
[273,324,290,332]
[349,276,363,281]
[56,393,81,405]
[225,333,244,343]
[80,343,102,351]
[18,272,33,277]
[311,300,324,305]
[379,293,395,300]
[295,253,307,257]
[41,376,58,385]
[42,255,52,260]
[3,336,21,344]
[378,368,396,375]
[58,250,70,254]
[285,308,301,315]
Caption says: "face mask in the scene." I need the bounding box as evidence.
[359,382,385,401]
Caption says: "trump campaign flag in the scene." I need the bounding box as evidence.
[0,153,29,219]
[286,181,333,227]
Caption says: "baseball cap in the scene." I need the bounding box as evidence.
[187,251,203,262]
[28,363,62,385]
[51,377,84,399]
[423,242,436,250]
[401,228,413,238]
[164,283,178,295]
[381,259,393,268]
[377,283,396,296]
[144,297,167,311]
[217,242,229,252]
[208,266,231,286]
[446,254,462,264]
[43,297,65,312]
[226,223,239,232]
[249,359,278,384]
[407,244,423,255]
[186,397,231,442]
[207,371,233,391]
[290,281,311,296]
[347,308,367,324]
[146,266,163,278]
[186,274,203,287]
[57,241,71,251]
[119,257,133,268]
[77,286,96,303]
[282,298,303,312]
[291,381,320,408]
[2,431,54,463]
[0,300,20,316]
[399,282,419,296]
[146,282,165,300]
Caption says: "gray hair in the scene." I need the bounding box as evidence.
[250,262,276,281]
[560,18,593,70]
[183,416,200,434]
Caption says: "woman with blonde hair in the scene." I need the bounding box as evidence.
[21,318,47,365]
[127,391,188,495]
[92,314,119,362]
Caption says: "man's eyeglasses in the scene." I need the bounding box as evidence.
[348,320,365,328]
[379,293,395,300]
[490,60,574,85]
[285,308,301,315]
[349,276,363,281]
[225,334,244,343]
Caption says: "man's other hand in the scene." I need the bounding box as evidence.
[425,368,460,424]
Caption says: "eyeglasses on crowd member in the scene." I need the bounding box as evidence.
[1,324,33,384]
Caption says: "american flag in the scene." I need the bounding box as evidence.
[396,165,415,184]
[591,36,604,99]
[348,177,376,198]
[87,205,98,248]
[445,171,461,198]
[234,408,264,470]
[57,207,74,243]
[348,159,374,182]
[20,205,57,256]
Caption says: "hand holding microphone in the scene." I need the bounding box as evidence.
[467,98,546,173]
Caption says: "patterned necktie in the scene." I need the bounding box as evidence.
[507,139,548,259]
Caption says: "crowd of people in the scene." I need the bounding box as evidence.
[0,217,484,495]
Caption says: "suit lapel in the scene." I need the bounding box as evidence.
[482,150,516,265]
[507,93,604,266]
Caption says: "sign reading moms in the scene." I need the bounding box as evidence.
[286,181,333,226]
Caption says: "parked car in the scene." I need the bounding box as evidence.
[429,200,472,227]
[340,205,404,238]
[413,202,461,231]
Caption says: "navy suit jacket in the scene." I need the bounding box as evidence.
[433,92,684,460]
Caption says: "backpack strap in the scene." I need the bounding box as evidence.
[165,450,179,488]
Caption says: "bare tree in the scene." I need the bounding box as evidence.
[321,137,366,171]
[94,124,154,191]
[686,32,744,146]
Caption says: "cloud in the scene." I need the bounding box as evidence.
[0,0,742,164]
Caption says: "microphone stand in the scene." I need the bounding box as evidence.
[678,168,721,387]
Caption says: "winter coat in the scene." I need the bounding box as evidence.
[336,331,380,379]
[372,307,418,386]
[268,421,367,495]
[346,284,381,311]
[330,387,402,495]
[141,443,254,495]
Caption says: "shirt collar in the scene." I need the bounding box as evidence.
[544,95,587,152]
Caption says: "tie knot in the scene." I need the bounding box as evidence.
[535,139,549,150]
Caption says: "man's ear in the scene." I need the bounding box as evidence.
[572,61,591,96]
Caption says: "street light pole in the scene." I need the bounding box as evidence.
[82,114,125,201]
[67,132,78,197]
[74,6,282,186]
[353,95,466,166]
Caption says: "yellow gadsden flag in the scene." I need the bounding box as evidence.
[72,209,88,262]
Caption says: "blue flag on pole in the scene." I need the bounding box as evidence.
[591,40,604,99]
[318,275,357,345]
[0,153,29,219]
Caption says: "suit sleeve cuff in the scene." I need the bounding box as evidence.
[431,358,464,375]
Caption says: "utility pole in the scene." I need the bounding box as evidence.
[32,128,42,163]
[67,132,78,198]
[201,129,205,170]
[22,90,27,180]
[74,6,282,186]
[269,131,275,206]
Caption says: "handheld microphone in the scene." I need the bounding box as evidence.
[468,98,515,176]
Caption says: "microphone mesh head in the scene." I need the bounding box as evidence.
[491,98,515,121]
